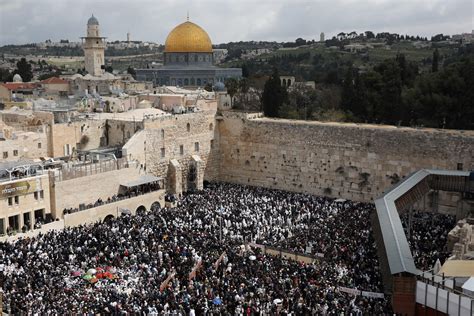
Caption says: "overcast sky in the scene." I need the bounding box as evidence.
[0,0,472,45]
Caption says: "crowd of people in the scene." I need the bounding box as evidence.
[1,182,452,314]
[401,210,456,271]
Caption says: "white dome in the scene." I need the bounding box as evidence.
[12,74,23,82]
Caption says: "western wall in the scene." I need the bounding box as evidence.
[216,111,474,210]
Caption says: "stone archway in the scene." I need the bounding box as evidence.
[103,214,115,223]
[187,164,197,192]
[136,205,147,215]
[150,201,161,212]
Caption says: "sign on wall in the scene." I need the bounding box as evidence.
[0,179,41,199]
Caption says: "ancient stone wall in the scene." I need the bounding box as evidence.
[218,112,474,203]
[144,110,219,192]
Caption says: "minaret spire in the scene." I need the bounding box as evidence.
[187,11,189,21]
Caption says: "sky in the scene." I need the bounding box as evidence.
[0,0,473,45]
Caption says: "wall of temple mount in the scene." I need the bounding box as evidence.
[217,112,474,208]
[144,109,220,192]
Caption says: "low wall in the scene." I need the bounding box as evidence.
[0,220,64,243]
[54,165,142,214]
[63,190,165,227]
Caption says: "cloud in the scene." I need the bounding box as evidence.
[0,0,472,45]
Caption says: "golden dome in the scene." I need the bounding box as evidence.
[164,21,213,53]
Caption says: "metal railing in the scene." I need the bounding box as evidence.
[55,158,136,182]
[247,242,325,263]
[416,273,474,315]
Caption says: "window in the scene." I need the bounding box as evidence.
[457,163,463,171]
[37,143,42,149]
[209,123,213,130]
[34,191,39,200]
[40,190,44,199]
[180,145,184,156]
[3,152,7,158]
[14,196,19,205]
[186,123,190,132]
[13,150,18,156]
[8,197,13,206]
[161,129,165,139]
[210,140,214,149]
[161,148,165,158]
[194,142,199,152]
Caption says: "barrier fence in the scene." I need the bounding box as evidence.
[338,286,385,299]
[55,158,135,182]
[416,274,474,315]
[247,242,324,263]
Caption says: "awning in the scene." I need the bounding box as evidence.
[120,175,163,188]
[462,277,474,291]
[438,260,474,277]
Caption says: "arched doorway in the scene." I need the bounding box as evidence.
[187,164,197,192]
[104,214,115,223]
[150,202,161,212]
[136,205,147,215]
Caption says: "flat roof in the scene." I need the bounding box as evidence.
[439,260,474,277]
[121,175,163,188]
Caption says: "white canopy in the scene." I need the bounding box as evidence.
[461,277,474,292]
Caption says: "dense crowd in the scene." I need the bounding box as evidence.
[3,182,450,314]
[401,210,456,271]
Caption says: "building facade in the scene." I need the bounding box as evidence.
[0,174,52,235]
[82,15,106,77]
[136,19,242,87]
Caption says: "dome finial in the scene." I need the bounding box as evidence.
[187,11,189,21]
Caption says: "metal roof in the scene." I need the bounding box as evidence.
[375,169,472,276]
[120,175,162,188]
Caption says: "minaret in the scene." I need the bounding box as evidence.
[81,14,106,76]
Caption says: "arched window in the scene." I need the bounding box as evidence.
[190,78,195,85]
[209,123,213,130]
[161,129,165,139]
[197,78,201,86]
[184,78,189,86]
[282,79,286,86]
[287,79,291,86]
[187,123,190,132]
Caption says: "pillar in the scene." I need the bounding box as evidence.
[191,155,203,190]
[168,159,182,196]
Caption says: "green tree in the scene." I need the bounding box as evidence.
[341,65,355,112]
[432,49,439,73]
[262,68,288,117]
[0,68,11,82]
[14,58,33,82]
[365,31,375,39]
[127,66,136,79]
[225,78,240,107]
[241,63,249,78]
[204,83,213,92]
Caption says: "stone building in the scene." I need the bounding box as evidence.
[0,173,53,235]
[136,18,242,87]
[81,15,106,77]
